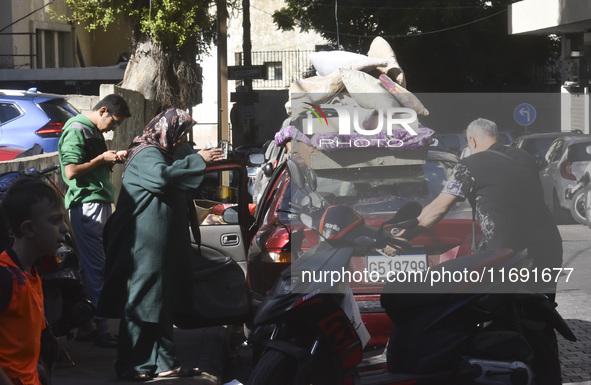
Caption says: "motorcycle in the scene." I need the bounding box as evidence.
[247,158,576,385]
[0,164,95,375]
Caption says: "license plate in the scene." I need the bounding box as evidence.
[366,254,428,278]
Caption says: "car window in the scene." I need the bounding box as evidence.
[544,140,562,164]
[567,142,591,162]
[0,102,22,124]
[528,138,557,159]
[279,159,469,220]
[38,100,77,124]
[439,135,460,150]
[193,169,243,226]
[498,133,512,145]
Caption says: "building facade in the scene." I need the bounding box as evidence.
[510,0,591,133]
[193,0,328,148]
[0,0,130,95]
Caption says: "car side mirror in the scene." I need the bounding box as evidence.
[249,153,265,166]
[222,206,239,225]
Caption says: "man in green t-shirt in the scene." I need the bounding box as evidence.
[58,94,131,348]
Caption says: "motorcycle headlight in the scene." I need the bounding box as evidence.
[270,272,299,295]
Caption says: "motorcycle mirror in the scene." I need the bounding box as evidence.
[304,167,317,191]
[287,159,306,190]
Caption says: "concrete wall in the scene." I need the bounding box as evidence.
[509,0,591,35]
[0,85,157,201]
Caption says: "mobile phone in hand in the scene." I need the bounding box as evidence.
[219,141,229,159]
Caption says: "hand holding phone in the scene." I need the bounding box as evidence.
[219,141,229,160]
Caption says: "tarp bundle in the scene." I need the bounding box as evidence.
[277,37,433,152]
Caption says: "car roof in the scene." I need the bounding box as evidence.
[0,88,68,101]
[516,132,585,140]
[563,136,591,145]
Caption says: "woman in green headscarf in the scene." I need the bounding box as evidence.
[98,108,223,381]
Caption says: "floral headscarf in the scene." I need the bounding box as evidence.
[125,108,195,167]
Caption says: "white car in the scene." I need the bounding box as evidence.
[570,161,591,227]
[539,136,591,223]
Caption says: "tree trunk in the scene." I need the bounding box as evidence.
[120,34,202,111]
[120,36,159,102]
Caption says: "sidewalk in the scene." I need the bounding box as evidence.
[50,297,590,385]
[557,292,591,385]
[51,320,230,385]
[49,225,590,384]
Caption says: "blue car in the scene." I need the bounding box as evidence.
[0,88,79,153]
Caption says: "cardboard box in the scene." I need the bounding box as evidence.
[194,199,221,223]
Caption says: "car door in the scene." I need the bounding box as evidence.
[174,160,255,329]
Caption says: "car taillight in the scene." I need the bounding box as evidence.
[560,161,576,180]
[36,122,64,137]
[268,248,291,263]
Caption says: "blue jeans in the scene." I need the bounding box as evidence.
[69,201,112,328]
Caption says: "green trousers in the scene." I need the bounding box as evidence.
[115,315,179,376]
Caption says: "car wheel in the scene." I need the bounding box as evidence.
[585,185,591,229]
[569,189,586,225]
[552,191,572,224]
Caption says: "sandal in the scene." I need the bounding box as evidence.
[156,367,202,378]
[94,333,118,348]
[117,370,152,382]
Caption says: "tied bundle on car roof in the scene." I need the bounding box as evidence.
[275,37,434,169]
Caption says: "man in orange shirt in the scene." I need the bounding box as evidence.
[0,177,69,385]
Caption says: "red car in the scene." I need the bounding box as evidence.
[0,145,29,161]
[172,149,480,352]
[246,149,481,351]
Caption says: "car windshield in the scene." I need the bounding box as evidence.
[280,158,469,222]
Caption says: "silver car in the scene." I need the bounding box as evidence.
[539,136,591,223]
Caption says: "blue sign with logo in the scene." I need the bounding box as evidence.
[514,103,536,126]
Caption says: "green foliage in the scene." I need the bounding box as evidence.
[273,0,560,92]
[55,0,218,53]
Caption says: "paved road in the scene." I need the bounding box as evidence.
[555,225,591,384]
[51,225,591,385]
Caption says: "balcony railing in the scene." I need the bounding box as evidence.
[234,50,314,90]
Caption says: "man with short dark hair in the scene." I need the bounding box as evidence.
[58,94,131,348]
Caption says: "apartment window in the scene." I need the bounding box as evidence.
[34,23,73,69]
[265,62,282,81]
